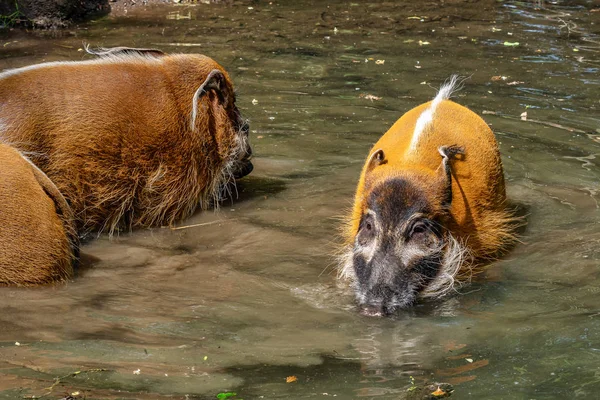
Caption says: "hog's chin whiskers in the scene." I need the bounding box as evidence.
[211,124,250,207]
[337,245,356,281]
[421,234,472,298]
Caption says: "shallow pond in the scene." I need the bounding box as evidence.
[0,0,599,398]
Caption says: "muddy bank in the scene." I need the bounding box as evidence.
[0,0,228,28]
[0,0,110,28]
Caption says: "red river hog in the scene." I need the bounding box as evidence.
[0,143,78,285]
[340,77,519,316]
[0,46,252,235]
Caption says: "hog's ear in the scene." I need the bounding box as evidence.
[437,145,465,210]
[366,149,386,172]
[85,44,165,58]
[190,69,233,130]
[195,69,232,107]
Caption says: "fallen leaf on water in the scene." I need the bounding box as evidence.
[419,40,430,46]
[465,358,474,363]
[490,75,507,81]
[359,94,382,101]
[520,111,528,121]
[216,392,237,399]
[286,375,298,383]
[437,359,490,377]
[375,59,385,65]
[431,387,447,397]
[504,41,520,47]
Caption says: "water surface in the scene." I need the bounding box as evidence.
[0,1,599,399]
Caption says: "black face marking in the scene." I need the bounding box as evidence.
[352,178,446,316]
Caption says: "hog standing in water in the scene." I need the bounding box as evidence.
[0,143,78,285]
[0,47,252,235]
[340,77,518,316]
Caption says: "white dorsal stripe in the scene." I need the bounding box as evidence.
[409,75,463,152]
[0,53,164,81]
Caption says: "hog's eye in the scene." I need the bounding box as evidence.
[407,220,430,240]
[411,223,426,235]
[357,214,376,246]
[362,214,375,232]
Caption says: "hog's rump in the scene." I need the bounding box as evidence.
[0,143,78,285]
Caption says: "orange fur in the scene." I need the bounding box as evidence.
[345,99,518,276]
[0,49,251,235]
[0,143,78,285]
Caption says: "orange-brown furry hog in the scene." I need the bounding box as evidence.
[340,77,518,316]
[0,46,252,235]
[0,143,78,285]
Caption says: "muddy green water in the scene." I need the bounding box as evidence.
[0,0,599,399]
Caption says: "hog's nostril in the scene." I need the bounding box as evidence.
[359,305,384,317]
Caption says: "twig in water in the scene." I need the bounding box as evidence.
[170,219,236,231]
[22,368,108,399]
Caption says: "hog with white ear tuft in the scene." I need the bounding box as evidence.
[339,76,521,316]
[0,46,253,235]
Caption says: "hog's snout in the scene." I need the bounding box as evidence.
[357,281,415,317]
[232,158,253,179]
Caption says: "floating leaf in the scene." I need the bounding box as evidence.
[359,94,382,101]
[286,375,298,383]
[504,41,520,47]
[216,392,237,399]
[431,387,447,397]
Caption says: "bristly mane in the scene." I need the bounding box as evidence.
[409,75,465,152]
